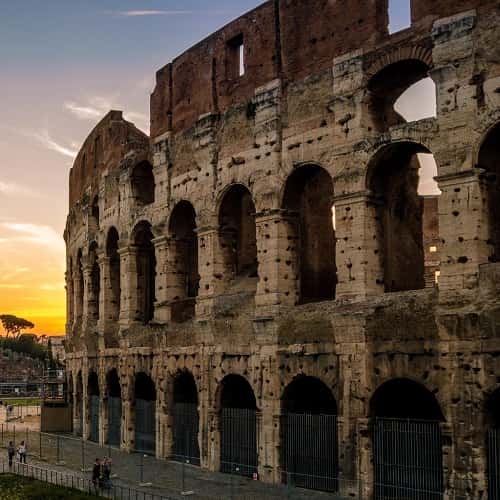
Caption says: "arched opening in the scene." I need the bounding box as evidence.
[368,59,433,131]
[281,376,338,491]
[171,372,200,465]
[219,375,257,477]
[131,161,155,205]
[134,372,156,455]
[168,202,199,322]
[218,185,258,291]
[282,165,336,304]
[371,379,445,499]
[106,227,121,333]
[486,388,500,499]
[75,371,83,436]
[76,250,84,323]
[91,196,100,229]
[88,242,100,323]
[133,222,156,324]
[368,142,441,292]
[478,123,500,262]
[107,369,121,447]
[88,371,100,443]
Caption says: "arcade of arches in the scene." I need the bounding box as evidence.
[65,1,500,497]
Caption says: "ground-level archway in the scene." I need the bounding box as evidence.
[281,376,338,491]
[107,369,121,447]
[88,371,100,443]
[75,371,83,436]
[371,378,445,499]
[134,373,156,455]
[219,375,257,477]
[171,372,200,465]
[486,388,500,499]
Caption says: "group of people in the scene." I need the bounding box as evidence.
[92,456,113,490]
[7,440,27,466]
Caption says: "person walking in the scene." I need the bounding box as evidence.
[7,441,15,468]
[102,456,112,490]
[18,441,27,463]
[92,458,101,491]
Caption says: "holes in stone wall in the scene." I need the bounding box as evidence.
[282,165,337,304]
[131,162,155,206]
[218,185,257,292]
[133,221,156,324]
[388,0,411,34]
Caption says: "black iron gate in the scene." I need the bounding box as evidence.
[488,428,500,499]
[89,395,100,443]
[282,413,338,491]
[172,402,200,465]
[135,399,155,455]
[108,397,122,447]
[374,418,444,500]
[220,407,257,477]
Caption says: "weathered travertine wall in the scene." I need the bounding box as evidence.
[64,0,500,496]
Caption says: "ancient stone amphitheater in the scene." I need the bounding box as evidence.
[64,0,500,497]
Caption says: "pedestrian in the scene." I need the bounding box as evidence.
[92,458,101,491]
[18,440,27,463]
[7,441,15,467]
[102,456,112,490]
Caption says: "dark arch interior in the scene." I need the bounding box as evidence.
[135,373,156,401]
[107,369,121,398]
[282,376,337,415]
[88,372,100,397]
[218,185,258,282]
[369,142,437,292]
[131,161,155,205]
[106,227,121,327]
[91,196,99,228]
[173,372,198,405]
[89,242,100,321]
[368,59,430,130]
[77,250,84,315]
[370,378,444,421]
[220,375,257,410]
[478,123,500,263]
[486,388,500,428]
[283,165,336,304]
[133,222,156,324]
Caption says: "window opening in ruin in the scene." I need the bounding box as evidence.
[219,185,258,293]
[172,372,200,465]
[388,0,411,34]
[368,142,441,293]
[282,165,337,304]
[227,34,245,79]
[368,59,433,131]
[168,201,199,323]
[134,373,156,455]
[281,376,338,491]
[107,369,122,447]
[91,196,99,229]
[478,122,500,262]
[133,222,156,324]
[219,375,257,477]
[106,228,121,331]
[88,371,100,443]
[131,161,155,205]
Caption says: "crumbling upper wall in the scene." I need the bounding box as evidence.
[412,0,496,27]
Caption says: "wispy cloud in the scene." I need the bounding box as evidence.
[0,181,42,198]
[0,284,24,289]
[40,283,65,291]
[116,10,193,17]
[31,130,78,159]
[1,223,65,253]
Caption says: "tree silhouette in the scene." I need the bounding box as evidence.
[0,315,35,339]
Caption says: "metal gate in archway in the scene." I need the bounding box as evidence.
[488,428,500,499]
[108,397,122,447]
[282,413,338,492]
[220,408,257,477]
[135,399,155,455]
[374,418,444,500]
[172,402,200,465]
[89,395,100,443]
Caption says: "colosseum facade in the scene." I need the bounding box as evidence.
[65,0,500,497]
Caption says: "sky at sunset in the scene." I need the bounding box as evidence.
[0,1,432,335]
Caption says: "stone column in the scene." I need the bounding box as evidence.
[65,270,74,336]
[82,372,89,441]
[207,408,220,472]
[258,398,281,484]
[152,236,169,323]
[335,191,384,299]
[99,394,107,446]
[121,399,133,452]
[118,246,139,328]
[82,263,93,332]
[72,270,83,334]
[255,210,298,315]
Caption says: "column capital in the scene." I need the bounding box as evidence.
[152,235,170,247]
[333,189,376,205]
[255,208,297,222]
[117,245,139,257]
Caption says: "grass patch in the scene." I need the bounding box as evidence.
[1,399,40,407]
[0,474,100,499]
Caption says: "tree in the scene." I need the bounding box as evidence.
[0,315,35,339]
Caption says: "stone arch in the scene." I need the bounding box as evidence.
[367,141,441,292]
[134,371,156,454]
[282,164,336,304]
[132,221,156,324]
[167,201,199,322]
[87,370,100,443]
[131,161,155,205]
[105,227,121,336]
[106,368,122,446]
[88,241,100,324]
[218,183,258,290]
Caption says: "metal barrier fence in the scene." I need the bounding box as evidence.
[1,404,41,421]
[0,423,473,499]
